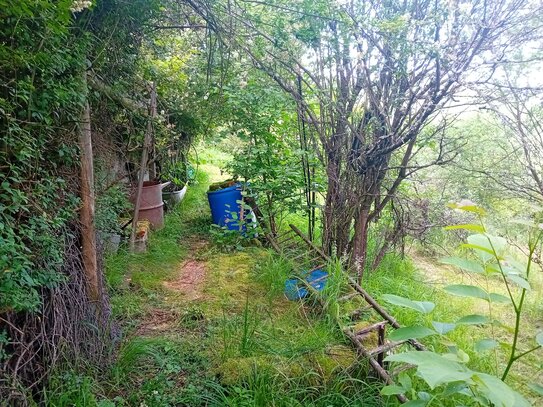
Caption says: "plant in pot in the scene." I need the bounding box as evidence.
[95,185,131,253]
[161,160,189,210]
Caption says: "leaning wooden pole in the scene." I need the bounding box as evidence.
[79,90,100,303]
[129,82,157,252]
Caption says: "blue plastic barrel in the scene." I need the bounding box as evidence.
[207,183,244,230]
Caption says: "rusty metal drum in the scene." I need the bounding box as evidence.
[131,181,169,229]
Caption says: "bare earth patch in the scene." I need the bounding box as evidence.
[163,239,208,301]
[164,259,207,301]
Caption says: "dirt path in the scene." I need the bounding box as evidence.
[163,240,208,302]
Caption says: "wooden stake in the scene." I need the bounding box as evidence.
[129,82,157,252]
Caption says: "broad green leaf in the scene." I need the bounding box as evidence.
[444,284,488,300]
[444,223,486,233]
[505,257,528,274]
[506,274,531,290]
[432,321,456,335]
[382,294,435,314]
[527,382,543,395]
[385,351,473,389]
[468,233,507,253]
[443,350,470,363]
[389,326,437,341]
[417,391,431,401]
[456,314,490,325]
[448,202,486,215]
[473,373,530,407]
[398,372,412,391]
[488,293,511,303]
[475,339,498,352]
[536,331,543,346]
[465,234,507,263]
[485,263,502,275]
[380,385,405,396]
[443,381,470,396]
[460,243,495,262]
[439,256,484,274]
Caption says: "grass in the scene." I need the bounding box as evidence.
[44,152,390,407]
[46,144,542,406]
[361,249,543,405]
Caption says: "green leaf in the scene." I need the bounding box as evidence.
[389,326,437,341]
[439,257,484,274]
[536,332,543,346]
[465,234,507,262]
[445,224,485,233]
[473,373,530,407]
[385,351,473,389]
[398,372,412,391]
[380,385,405,396]
[460,243,496,262]
[382,294,435,314]
[456,314,490,325]
[527,382,543,396]
[432,321,456,335]
[444,284,488,300]
[488,293,511,303]
[448,202,486,215]
[506,274,531,290]
[417,391,431,401]
[403,401,427,407]
[475,339,498,352]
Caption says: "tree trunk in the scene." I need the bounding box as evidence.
[352,207,370,284]
[79,100,100,303]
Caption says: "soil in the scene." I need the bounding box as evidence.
[163,239,208,301]
[163,259,207,301]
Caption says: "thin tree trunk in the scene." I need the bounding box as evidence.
[79,99,100,303]
[352,207,370,284]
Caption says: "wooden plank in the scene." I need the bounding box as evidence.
[344,328,408,403]
[347,277,426,352]
[354,321,387,337]
[290,224,330,261]
[266,233,281,253]
[368,340,406,357]
[377,323,386,367]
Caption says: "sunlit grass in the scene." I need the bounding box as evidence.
[363,249,542,404]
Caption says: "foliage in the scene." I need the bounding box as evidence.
[95,185,131,234]
[223,76,319,235]
[380,202,543,406]
[0,0,87,313]
[161,159,190,189]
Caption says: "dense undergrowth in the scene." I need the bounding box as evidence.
[42,165,387,406]
[40,155,542,406]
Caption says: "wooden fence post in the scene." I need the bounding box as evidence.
[79,93,100,303]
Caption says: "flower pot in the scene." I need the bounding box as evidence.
[162,183,188,210]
